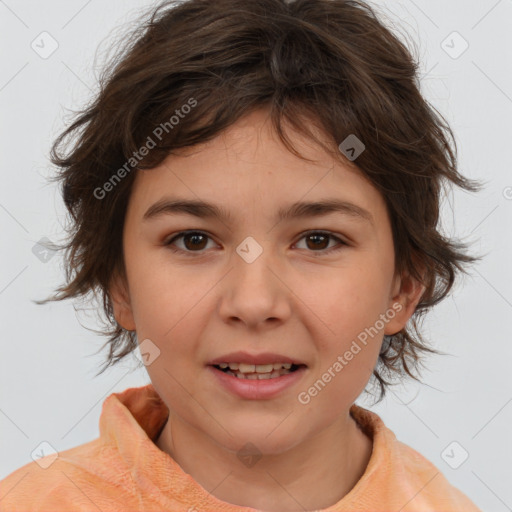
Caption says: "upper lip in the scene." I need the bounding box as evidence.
[208,351,307,366]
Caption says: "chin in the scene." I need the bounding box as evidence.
[211,421,307,456]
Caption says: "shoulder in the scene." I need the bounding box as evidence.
[390,437,481,511]
[349,405,481,511]
[0,439,129,512]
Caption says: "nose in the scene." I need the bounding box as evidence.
[218,238,292,329]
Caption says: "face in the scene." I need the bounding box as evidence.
[111,107,423,455]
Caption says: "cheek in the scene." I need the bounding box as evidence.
[309,287,384,403]
[124,243,186,324]
[125,252,212,362]
[305,265,389,394]
[322,264,391,339]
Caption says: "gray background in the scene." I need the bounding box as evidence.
[1,0,511,510]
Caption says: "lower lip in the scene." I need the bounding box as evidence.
[207,365,307,400]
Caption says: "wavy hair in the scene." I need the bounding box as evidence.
[36,0,481,401]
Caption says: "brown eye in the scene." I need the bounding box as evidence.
[305,233,330,250]
[165,231,214,253]
[294,231,347,254]
[182,233,208,250]
[165,230,347,257]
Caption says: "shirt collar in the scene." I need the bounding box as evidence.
[99,383,394,510]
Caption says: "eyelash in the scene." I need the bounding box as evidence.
[164,230,348,257]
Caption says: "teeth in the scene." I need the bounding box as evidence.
[214,361,300,380]
[256,373,272,380]
[225,369,292,379]
[255,364,274,373]
[219,362,294,372]
[238,363,256,373]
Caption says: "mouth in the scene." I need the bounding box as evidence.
[210,362,307,380]
[207,361,308,399]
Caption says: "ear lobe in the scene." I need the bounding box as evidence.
[384,271,426,336]
[109,274,136,332]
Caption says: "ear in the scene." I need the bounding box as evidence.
[109,273,136,332]
[384,269,426,336]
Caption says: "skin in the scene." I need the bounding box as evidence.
[110,107,425,512]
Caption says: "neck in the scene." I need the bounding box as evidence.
[155,408,373,511]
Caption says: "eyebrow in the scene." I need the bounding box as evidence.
[142,197,374,225]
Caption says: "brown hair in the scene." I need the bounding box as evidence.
[37,0,481,400]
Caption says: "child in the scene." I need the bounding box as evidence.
[0,0,482,510]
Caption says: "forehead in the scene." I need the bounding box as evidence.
[127,108,386,225]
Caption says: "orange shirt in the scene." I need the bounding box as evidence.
[0,384,481,511]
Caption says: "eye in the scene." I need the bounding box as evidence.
[165,231,217,255]
[293,230,347,254]
[165,230,348,256]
